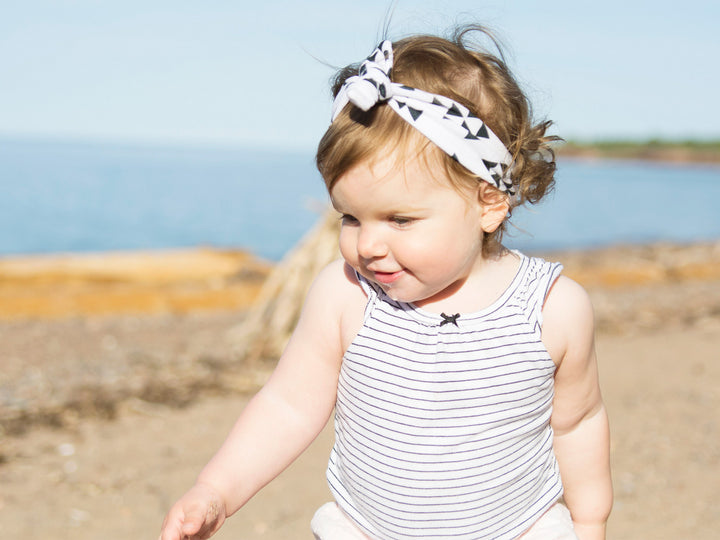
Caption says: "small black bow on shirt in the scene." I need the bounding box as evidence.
[440,312,460,327]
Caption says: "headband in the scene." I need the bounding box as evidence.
[331,40,515,195]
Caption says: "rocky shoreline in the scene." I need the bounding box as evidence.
[1,241,718,441]
[556,142,720,164]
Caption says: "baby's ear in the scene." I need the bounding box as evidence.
[478,183,510,233]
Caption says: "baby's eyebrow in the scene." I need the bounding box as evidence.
[386,205,428,214]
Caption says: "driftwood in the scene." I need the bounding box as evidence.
[233,203,720,364]
[233,209,341,363]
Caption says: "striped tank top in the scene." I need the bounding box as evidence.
[327,253,564,539]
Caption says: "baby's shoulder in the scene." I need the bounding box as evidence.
[307,260,368,350]
[310,258,364,296]
[305,259,367,314]
[544,275,593,322]
[541,275,594,363]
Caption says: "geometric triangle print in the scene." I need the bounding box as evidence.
[407,106,423,121]
[482,159,498,171]
[445,103,463,117]
[462,121,478,140]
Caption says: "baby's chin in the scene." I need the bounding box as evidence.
[378,283,429,305]
[374,281,404,301]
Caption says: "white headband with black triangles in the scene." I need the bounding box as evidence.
[331,40,515,195]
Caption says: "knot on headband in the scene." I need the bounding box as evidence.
[331,40,515,195]
[339,42,394,112]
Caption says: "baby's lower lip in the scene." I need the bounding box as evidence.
[373,270,403,284]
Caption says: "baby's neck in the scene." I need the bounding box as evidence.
[415,249,520,315]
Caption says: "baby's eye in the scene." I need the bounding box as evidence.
[340,214,359,225]
[389,216,415,226]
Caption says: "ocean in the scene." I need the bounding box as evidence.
[2,138,719,261]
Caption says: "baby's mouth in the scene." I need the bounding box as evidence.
[372,269,404,285]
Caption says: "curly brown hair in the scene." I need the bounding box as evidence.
[316,25,560,255]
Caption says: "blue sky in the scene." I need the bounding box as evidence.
[2,0,718,151]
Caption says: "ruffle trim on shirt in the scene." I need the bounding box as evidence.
[353,252,562,329]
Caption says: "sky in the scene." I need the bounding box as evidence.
[2,0,718,151]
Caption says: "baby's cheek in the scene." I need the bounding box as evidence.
[338,231,357,263]
[338,249,356,273]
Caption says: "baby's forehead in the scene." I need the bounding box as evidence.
[338,147,442,183]
[382,146,482,190]
[332,150,480,203]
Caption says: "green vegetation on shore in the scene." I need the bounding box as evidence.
[556,138,720,164]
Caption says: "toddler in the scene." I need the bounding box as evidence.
[160,25,612,540]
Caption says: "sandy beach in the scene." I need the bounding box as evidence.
[1,242,719,539]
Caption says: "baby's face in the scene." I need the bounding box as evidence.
[330,152,489,306]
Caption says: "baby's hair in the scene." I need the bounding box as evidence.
[317,24,560,255]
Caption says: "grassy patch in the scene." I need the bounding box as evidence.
[556,138,720,163]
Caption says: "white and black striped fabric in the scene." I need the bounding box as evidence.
[331,40,515,195]
[327,253,564,539]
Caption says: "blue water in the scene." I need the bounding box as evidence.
[0,139,328,260]
[1,138,719,260]
[509,158,720,251]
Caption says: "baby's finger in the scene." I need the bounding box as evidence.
[159,512,186,540]
[187,501,225,538]
[180,509,206,537]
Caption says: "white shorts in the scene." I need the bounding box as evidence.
[311,501,578,540]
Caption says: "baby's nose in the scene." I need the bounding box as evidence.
[356,227,388,259]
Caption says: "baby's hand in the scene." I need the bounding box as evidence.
[159,482,227,540]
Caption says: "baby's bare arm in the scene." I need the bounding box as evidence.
[160,260,353,540]
[543,277,613,540]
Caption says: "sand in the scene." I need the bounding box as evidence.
[1,243,719,539]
